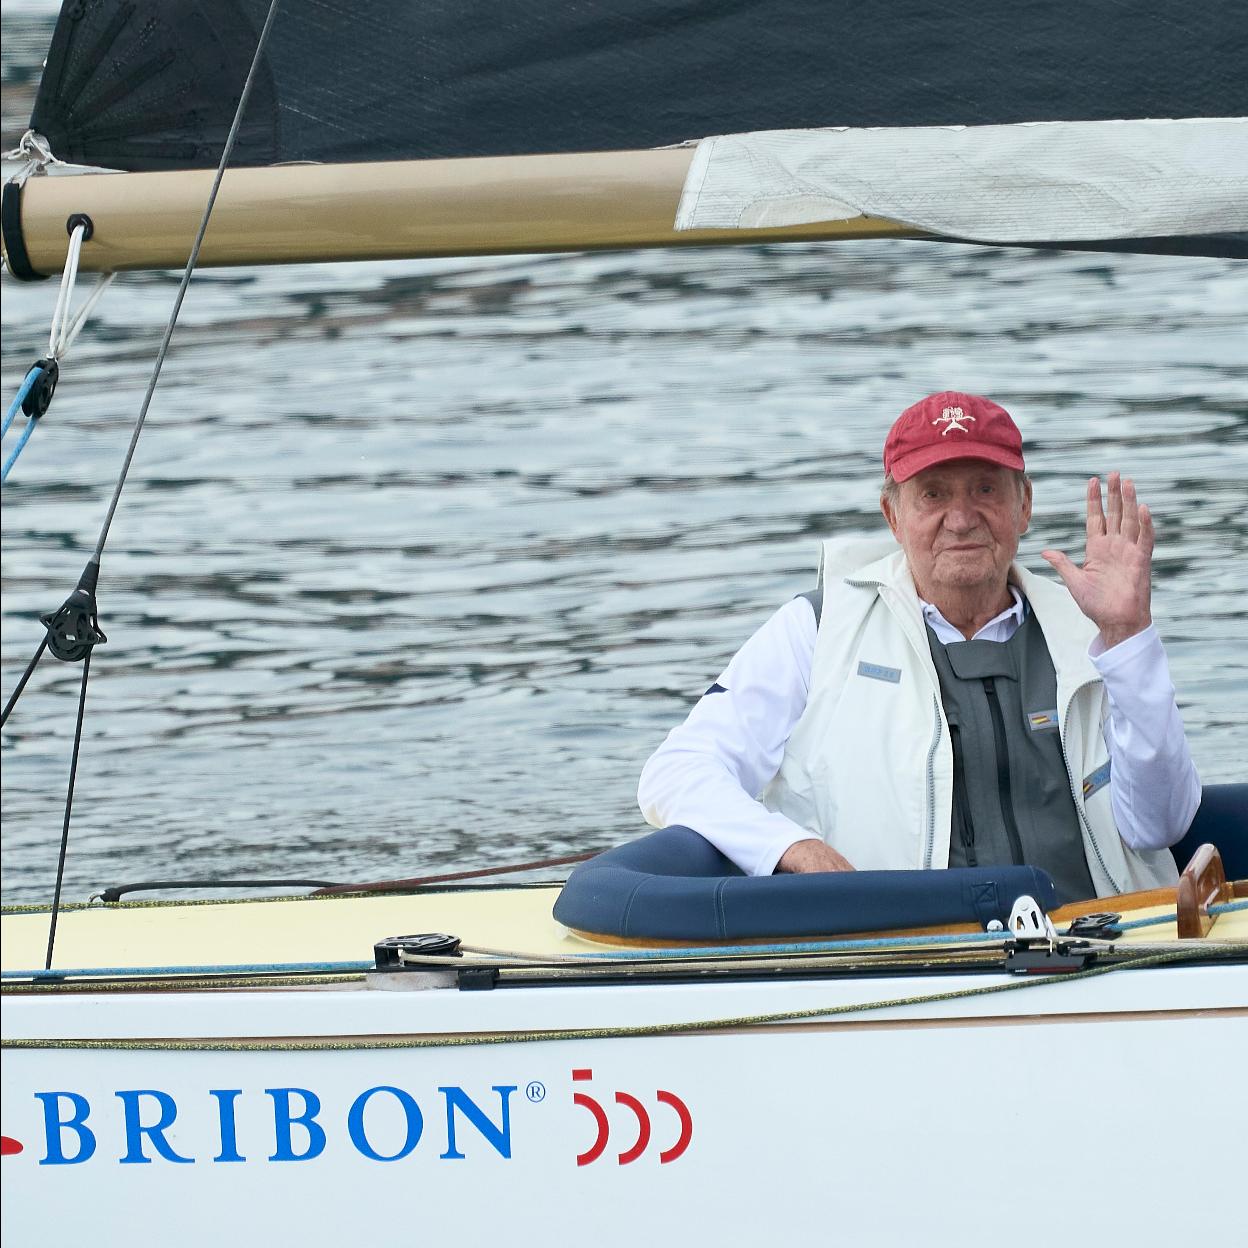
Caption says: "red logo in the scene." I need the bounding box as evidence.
[571,1069,692,1166]
[1,1136,23,1156]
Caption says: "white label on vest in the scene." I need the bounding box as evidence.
[1027,707,1059,731]
[857,661,901,684]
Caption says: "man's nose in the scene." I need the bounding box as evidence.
[948,499,978,529]
[943,497,979,531]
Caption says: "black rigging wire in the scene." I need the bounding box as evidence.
[14,0,285,968]
[44,653,92,969]
[0,634,48,727]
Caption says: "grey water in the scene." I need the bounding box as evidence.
[2,17,1246,907]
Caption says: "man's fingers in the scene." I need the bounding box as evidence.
[1121,476,1140,542]
[1105,470,1122,534]
[1139,502,1155,558]
[1041,549,1078,584]
[1085,476,1105,543]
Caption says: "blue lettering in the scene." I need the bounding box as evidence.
[209,1089,245,1163]
[35,1092,97,1165]
[439,1085,516,1160]
[116,1091,194,1164]
[347,1086,424,1162]
[266,1088,326,1162]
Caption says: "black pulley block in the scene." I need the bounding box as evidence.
[40,561,107,662]
[21,358,59,419]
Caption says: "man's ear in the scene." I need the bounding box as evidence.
[881,492,901,539]
[1019,476,1034,534]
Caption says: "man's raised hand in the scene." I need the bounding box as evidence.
[1041,471,1154,650]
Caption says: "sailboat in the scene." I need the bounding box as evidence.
[2,2,1246,1243]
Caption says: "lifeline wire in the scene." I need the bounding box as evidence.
[38,0,283,970]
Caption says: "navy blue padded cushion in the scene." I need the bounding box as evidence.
[1171,783,1248,879]
[553,825,1058,941]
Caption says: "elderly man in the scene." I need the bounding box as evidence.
[638,392,1200,902]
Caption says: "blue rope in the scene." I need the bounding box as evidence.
[1114,897,1248,932]
[4,898,1243,981]
[2,366,41,437]
[1,366,45,483]
[2,421,39,483]
[3,960,373,981]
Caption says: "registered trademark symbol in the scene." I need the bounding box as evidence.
[525,1081,546,1103]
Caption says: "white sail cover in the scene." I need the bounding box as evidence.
[674,118,1248,242]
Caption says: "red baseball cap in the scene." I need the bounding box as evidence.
[883,392,1025,482]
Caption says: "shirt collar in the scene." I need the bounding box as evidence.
[920,586,1026,643]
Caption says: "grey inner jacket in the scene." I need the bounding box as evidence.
[926,608,1097,903]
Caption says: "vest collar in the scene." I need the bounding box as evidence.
[824,539,1101,694]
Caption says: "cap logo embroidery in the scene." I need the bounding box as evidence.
[933,406,975,435]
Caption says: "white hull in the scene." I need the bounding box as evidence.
[4,963,1246,1245]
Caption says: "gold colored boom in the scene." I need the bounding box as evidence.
[3,148,918,276]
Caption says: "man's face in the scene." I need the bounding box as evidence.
[881,460,1032,603]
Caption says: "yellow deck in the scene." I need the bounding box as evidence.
[3,887,1243,975]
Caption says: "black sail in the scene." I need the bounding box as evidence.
[29,0,1248,172]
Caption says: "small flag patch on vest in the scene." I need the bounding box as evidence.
[857,661,901,684]
[1082,761,1111,799]
[1028,708,1059,731]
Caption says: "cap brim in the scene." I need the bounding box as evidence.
[890,442,1025,483]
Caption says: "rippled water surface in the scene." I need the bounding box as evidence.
[2,14,1246,906]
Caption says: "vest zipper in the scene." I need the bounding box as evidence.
[923,694,942,869]
[982,678,1025,865]
[1061,679,1120,895]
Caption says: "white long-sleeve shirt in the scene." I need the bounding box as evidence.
[638,593,1201,876]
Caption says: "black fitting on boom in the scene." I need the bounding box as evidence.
[21,358,59,419]
[40,560,107,662]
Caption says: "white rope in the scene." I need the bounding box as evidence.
[48,223,87,357]
[2,131,63,183]
[4,132,114,351]
[57,272,115,356]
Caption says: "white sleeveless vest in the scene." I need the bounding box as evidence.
[760,537,1180,898]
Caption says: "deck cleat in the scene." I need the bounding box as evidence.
[1003,894,1099,973]
[373,932,463,969]
[1063,912,1122,940]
